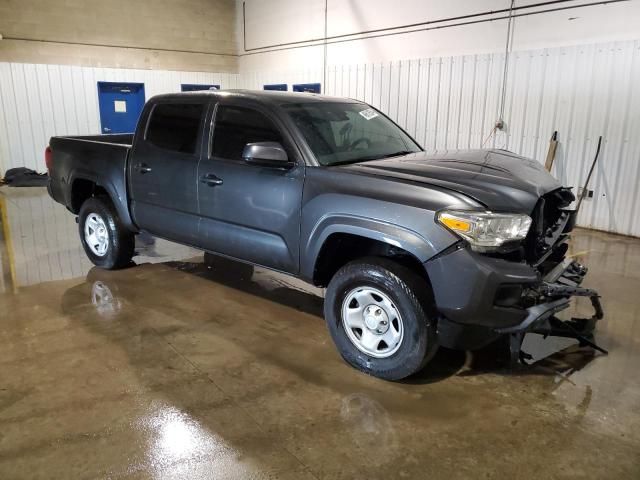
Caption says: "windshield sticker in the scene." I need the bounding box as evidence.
[358,108,379,120]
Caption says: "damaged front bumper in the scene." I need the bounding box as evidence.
[426,246,606,362]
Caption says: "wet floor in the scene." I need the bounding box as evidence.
[1,187,639,479]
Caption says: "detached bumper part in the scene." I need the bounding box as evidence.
[495,259,606,366]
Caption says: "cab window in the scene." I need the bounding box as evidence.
[212,106,283,161]
[146,103,204,154]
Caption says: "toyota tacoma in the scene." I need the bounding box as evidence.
[46,90,603,380]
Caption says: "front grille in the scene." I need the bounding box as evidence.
[525,187,576,272]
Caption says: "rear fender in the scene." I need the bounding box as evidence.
[69,171,137,232]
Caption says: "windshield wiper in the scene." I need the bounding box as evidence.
[329,150,415,166]
[365,150,415,160]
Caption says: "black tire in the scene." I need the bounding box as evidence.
[78,196,134,269]
[324,257,438,381]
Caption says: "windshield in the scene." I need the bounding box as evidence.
[282,102,421,166]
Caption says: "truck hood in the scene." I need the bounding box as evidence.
[341,149,562,213]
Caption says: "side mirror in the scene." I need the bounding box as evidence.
[242,142,292,168]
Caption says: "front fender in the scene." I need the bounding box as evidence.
[300,213,459,282]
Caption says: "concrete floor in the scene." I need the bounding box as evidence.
[1,187,639,479]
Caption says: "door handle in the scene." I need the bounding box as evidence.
[200,173,223,186]
[135,163,152,174]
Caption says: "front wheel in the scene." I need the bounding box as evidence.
[78,196,134,269]
[324,258,438,381]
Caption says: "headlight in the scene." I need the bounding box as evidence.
[436,210,532,252]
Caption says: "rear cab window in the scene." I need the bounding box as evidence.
[145,102,205,154]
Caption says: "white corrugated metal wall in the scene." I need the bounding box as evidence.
[0,63,240,172]
[1,39,639,236]
[238,40,640,237]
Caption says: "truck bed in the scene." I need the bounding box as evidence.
[47,133,135,230]
[54,133,134,146]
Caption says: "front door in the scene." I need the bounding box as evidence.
[97,82,145,134]
[129,99,208,245]
[197,101,304,273]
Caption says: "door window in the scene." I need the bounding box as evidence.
[212,106,283,161]
[146,103,204,154]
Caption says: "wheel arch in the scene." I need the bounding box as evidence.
[303,215,453,287]
[69,173,137,232]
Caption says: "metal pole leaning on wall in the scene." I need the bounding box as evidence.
[0,195,18,294]
[545,131,559,171]
[498,0,516,129]
[323,0,328,94]
[576,136,603,212]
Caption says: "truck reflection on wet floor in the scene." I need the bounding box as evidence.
[66,252,600,385]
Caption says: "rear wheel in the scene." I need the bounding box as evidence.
[324,257,438,381]
[78,196,134,269]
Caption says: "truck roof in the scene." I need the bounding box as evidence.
[151,89,363,105]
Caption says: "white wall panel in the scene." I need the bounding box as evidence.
[0,63,239,173]
[237,39,640,237]
[1,40,639,237]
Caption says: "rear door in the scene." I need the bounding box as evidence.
[197,99,305,273]
[129,98,209,245]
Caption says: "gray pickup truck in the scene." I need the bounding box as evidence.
[46,90,603,380]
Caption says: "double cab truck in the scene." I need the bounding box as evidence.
[46,90,603,380]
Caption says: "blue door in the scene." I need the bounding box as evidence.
[264,84,287,91]
[292,83,321,93]
[97,82,145,134]
[181,84,220,92]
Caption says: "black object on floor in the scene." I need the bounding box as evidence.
[1,167,49,187]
